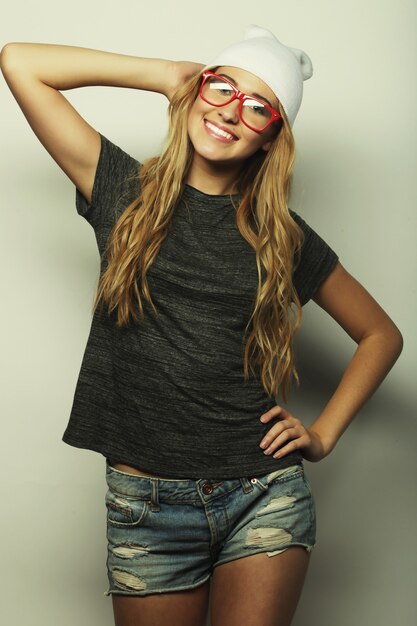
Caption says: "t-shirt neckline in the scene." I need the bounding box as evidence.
[183,183,240,205]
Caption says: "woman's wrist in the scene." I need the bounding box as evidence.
[164,60,205,101]
[303,427,336,462]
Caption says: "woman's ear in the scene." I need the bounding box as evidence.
[261,140,273,152]
[261,121,282,152]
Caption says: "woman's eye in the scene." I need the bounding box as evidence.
[208,80,234,97]
[211,85,233,96]
[246,101,269,116]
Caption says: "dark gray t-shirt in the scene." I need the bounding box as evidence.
[62,134,339,479]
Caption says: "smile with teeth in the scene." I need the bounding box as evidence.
[204,120,237,142]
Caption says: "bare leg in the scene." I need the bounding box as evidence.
[112,579,211,626]
[210,547,311,626]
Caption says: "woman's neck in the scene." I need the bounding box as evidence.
[185,156,240,195]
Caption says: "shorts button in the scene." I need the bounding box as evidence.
[202,483,214,495]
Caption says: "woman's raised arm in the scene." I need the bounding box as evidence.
[0,43,183,203]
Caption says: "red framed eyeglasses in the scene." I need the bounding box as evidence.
[199,71,282,133]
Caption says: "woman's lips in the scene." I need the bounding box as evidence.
[203,119,238,143]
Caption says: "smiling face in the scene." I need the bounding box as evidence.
[187,66,280,173]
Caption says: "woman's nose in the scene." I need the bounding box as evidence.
[218,99,240,124]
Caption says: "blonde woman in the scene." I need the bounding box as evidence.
[0,26,403,626]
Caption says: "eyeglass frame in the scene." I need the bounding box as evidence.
[198,71,282,133]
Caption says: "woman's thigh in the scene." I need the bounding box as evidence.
[210,547,310,626]
[209,463,316,626]
[112,580,211,626]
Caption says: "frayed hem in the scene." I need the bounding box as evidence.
[104,574,212,597]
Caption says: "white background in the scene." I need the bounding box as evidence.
[1,1,416,625]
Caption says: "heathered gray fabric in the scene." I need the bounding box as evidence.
[62,134,339,479]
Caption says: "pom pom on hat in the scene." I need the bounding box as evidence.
[205,25,313,127]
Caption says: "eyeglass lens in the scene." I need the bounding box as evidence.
[201,75,272,130]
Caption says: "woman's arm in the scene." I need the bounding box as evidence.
[259,261,404,462]
[0,43,202,203]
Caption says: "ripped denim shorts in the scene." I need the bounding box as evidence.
[104,460,316,596]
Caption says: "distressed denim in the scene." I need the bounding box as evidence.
[105,460,316,596]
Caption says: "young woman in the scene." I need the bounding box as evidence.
[1,25,403,626]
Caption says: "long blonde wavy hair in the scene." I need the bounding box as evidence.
[92,69,305,402]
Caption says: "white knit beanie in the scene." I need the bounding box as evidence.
[205,25,313,127]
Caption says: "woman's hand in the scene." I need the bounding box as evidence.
[259,405,330,463]
[165,60,205,101]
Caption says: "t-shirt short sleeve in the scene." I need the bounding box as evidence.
[75,133,141,234]
[290,209,339,305]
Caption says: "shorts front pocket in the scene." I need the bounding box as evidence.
[266,463,304,486]
[105,489,150,528]
[252,463,304,491]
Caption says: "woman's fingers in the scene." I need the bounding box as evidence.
[271,438,307,459]
[259,407,311,458]
[259,406,328,462]
[260,425,300,454]
[260,418,291,446]
[260,404,287,422]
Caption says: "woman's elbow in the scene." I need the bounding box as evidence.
[0,42,26,76]
[391,324,404,358]
[1,43,17,74]
[379,320,404,361]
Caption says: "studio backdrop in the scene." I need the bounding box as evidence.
[0,1,415,625]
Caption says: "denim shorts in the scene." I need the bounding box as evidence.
[104,460,316,596]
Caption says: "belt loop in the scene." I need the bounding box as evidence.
[149,478,160,512]
[240,477,254,493]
